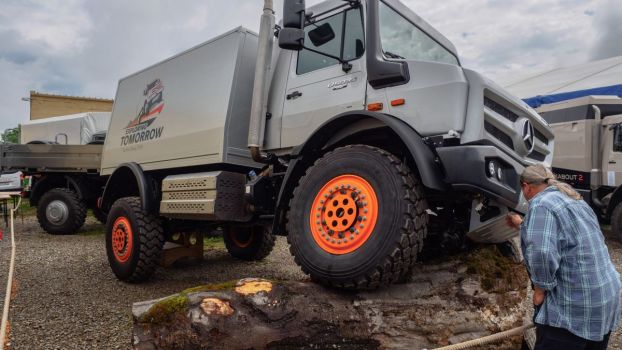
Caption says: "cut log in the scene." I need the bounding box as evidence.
[133,246,529,350]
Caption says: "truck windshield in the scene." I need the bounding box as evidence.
[378,1,459,66]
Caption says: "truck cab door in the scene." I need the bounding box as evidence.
[605,123,622,187]
[281,7,367,149]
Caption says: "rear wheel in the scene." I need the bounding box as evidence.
[611,202,622,242]
[36,188,87,235]
[92,206,108,224]
[287,145,428,289]
[106,197,165,282]
[224,225,276,261]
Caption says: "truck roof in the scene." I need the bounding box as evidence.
[536,95,622,124]
[116,27,258,83]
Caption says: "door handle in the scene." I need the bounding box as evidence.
[610,161,617,164]
[286,91,303,100]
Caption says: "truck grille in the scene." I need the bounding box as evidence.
[484,97,518,122]
[484,122,513,150]
[483,93,553,163]
[533,128,549,145]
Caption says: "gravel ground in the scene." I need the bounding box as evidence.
[0,216,306,349]
[0,215,621,349]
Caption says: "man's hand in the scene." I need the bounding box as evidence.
[506,212,523,230]
[533,286,546,306]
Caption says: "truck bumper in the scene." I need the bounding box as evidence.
[436,145,525,207]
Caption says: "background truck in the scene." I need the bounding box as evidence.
[0,112,111,234]
[98,0,553,288]
[536,95,622,239]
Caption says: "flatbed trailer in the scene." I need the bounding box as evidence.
[0,144,108,234]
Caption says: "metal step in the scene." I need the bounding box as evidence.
[160,171,249,221]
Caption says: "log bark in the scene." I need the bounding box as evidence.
[132,246,529,350]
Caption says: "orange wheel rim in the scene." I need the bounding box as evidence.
[309,175,378,255]
[230,228,254,248]
[112,217,133,263]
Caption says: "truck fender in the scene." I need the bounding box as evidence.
[100,163,157,214]
[30,174,89,206]
[272,111,446,235]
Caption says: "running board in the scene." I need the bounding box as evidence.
[159,171,250,221]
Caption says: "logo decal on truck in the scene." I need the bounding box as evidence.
[121,79,165,146]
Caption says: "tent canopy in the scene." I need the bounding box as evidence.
[504,55,622,108]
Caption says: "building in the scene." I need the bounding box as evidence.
[27,91,113,120]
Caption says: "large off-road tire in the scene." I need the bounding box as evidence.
[106,197,165,282]
[36,188,87,235]
[611,202,622,242]
[224,225,276,261]
[287,145,428,289]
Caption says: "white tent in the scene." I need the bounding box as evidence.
[504,55,622,107]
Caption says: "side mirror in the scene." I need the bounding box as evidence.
[279,0,306,51]
[308,23,335,47]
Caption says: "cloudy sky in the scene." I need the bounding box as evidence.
[0,0,620,132]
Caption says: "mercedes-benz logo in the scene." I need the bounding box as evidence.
[522,120,535,154]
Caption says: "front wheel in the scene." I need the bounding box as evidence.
[106,197,165,282]
[287,145,428,289]
[611,202,622,242]
[36,188,87,235]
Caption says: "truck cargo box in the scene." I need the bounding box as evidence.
[20,112,111,145]
[101,27,260,176]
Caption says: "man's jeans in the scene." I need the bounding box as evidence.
[534,324,611,350]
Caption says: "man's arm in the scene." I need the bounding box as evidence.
[522,205,561,292]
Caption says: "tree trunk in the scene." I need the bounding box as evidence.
[132,246,529,350]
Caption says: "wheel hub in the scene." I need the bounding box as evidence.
[46,200,69,225]
[112,217,133,263]
[310,175,378,255]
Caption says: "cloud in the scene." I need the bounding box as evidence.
[591,0,622,60]
[0,0,615,132]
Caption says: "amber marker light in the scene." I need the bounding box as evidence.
[367,102,383,111]
[391,98,406,106]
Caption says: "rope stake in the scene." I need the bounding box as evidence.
[0,195,21,348]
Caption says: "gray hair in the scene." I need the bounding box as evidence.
[520,163,582,200]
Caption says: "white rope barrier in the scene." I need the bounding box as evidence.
[432,323,534,350]
[0,195,21,348]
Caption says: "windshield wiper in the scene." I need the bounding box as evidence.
[383,51,405,59]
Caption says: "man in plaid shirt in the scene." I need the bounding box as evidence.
[508,164,621,350]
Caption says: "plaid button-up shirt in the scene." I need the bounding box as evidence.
[521,186,621,341]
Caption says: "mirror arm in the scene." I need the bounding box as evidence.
[301,45,343,63]
[300,45,352,72]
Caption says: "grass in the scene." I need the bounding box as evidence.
[203,236,225,249]
[17,198,36,217]
[78,224,105,236]
[463,245,528,293]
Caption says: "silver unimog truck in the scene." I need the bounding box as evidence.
[99,0,553,288]
[536,96,622,240]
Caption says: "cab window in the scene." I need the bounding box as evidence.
[379,1,458,66]
[296,8,365,75]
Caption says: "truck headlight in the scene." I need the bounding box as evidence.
[488,161,497,177]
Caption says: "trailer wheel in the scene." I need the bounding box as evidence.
[611,202,622,242]
[287,145,428,289]
[224,225,275,261]
[106,197,165,282]
[36,188,87,235]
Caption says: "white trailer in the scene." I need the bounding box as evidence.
[20,112,111,145]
